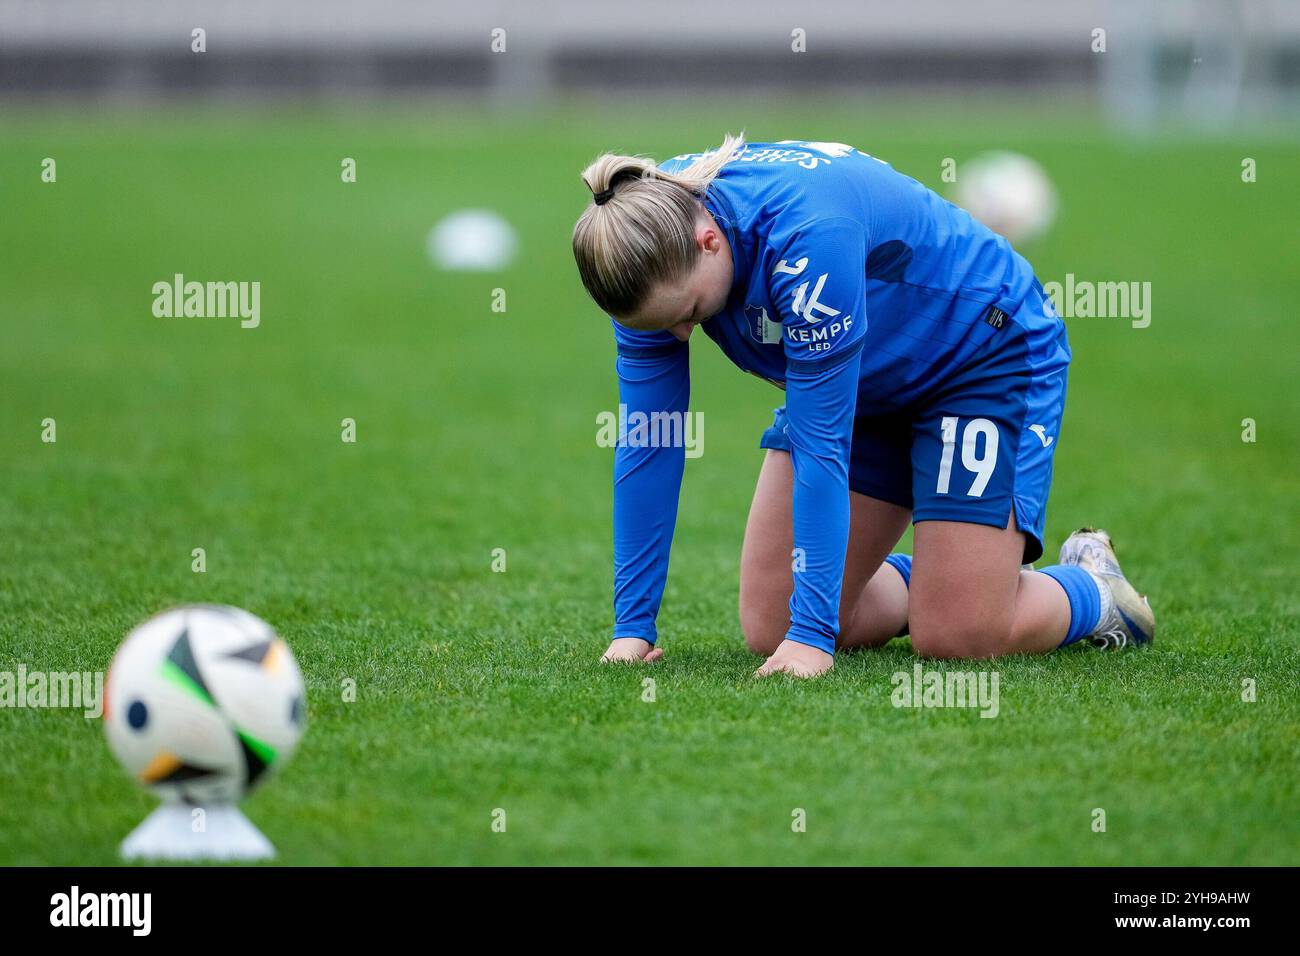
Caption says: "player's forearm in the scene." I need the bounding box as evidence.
[782,351,860,654]
[610,346,690,643]
[785,446,851,653]
[612,442,684,642]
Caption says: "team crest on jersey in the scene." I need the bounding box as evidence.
[745,304,783,344]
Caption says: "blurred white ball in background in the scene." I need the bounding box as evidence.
[427,209,518,271]
[950,151,1057,246]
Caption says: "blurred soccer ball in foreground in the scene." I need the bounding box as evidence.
[951,151,1057,245]
[105,605,306,805]
[427,209,518,271]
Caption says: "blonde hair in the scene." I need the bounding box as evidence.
[572,133,745,317]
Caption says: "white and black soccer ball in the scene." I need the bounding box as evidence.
[950,150,1058,246]
[105,605,306,805]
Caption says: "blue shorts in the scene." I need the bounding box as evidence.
[760,293,1070,564]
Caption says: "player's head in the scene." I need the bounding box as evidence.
[573,134,742,341]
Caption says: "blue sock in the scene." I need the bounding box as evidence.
[1039,565,1103,646]
[884,553,912,588]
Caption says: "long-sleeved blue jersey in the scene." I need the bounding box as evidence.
[611,141,1048,653]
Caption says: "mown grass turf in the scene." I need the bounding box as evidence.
[1,101,1297,865]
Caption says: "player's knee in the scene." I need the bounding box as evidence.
[740,606,785,656]
[910,616,1013,659]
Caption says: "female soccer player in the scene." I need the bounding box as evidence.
[572,137,1154,677]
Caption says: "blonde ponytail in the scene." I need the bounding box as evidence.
[573,134,744,317]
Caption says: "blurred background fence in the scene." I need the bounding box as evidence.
[2,0,1298,130]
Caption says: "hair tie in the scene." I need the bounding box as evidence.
[593,187,616,206]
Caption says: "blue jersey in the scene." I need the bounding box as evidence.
[610,141,1054,653]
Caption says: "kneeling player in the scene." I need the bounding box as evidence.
[572,136,1154,677]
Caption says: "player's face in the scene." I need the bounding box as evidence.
[618,215,733,341]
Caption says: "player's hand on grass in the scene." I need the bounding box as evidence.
[600,637,664,664]
[754,638,833,679]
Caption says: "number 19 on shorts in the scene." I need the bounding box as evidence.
[936,416,999,497]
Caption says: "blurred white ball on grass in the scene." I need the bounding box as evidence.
[950,151,1057,246]
[428,209,518,271]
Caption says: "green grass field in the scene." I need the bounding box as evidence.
[1,102,1297,865]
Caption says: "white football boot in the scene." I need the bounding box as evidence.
[1058,528,1155,649]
